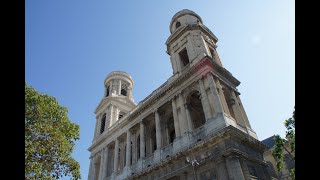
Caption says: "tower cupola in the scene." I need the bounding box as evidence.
[166,9,223,75]
[104,71,134,102]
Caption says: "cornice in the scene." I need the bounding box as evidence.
[166,24,218,55]
[89,57,242,151]
[104,71,134,86]
[94,96,136,114]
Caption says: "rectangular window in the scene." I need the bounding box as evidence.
[179,48,189,68]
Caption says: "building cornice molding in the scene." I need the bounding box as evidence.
[89,57,243,151]
[104,71,134,86]
[95,96,136,114]
[166,24,218,55]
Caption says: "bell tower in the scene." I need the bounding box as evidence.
[92,71,136,141]
[166,9,223,75]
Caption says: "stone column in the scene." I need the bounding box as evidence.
[239,158,251,180]
[92,156,97,180]
[98,149,105,180]
[88,156,94,180]
[104,109,109,131]
[206,73,224,115]
[102,146,109,179]
[170,55,177,74]
[198,77,212,119]
[155,110,162,149]
[171,97,181,137]
[184,103,193,131]
[225,156,245,180]
[118,79,122,95]
[230,90,247,127]
[236,94,252,129]
[178,93,188,134]
[94,116,99,139]
[216,158,229,180]
[126,130,131,167]
[129,85,133,100]
[114,106,120,122]
[216,79,231,116]
[176,54,182,72]
[109,104,114,125]
[140,121,145,158]
[109,80,113,96]
[114,138,119,175]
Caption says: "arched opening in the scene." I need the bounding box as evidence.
[169,129,176,144]
[187,91,206,130]
[168,117,176,144]
[179,48,190,68]
[176,21,181,29]
[100,114,106,134]
[106,85,110,97]
[152,127,157,152]
[121,83,128,96]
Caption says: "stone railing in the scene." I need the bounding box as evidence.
[130,161,138,172]
[191,126,206,143]
[143,154,154,168]
[161,143,173,159]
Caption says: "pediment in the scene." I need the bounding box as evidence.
[95,96,136,114]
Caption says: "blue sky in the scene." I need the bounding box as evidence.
[25,1,295,179]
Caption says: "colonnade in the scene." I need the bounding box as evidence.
[89,73,251,179]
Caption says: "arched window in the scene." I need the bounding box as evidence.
[152,127,157,151]
[100,114,106,134]
[167,117,176,144]
[187,91,206,130]
[106,85,110,97]
[121,83,128,96]
[176,21,181,29]
[169,129,175,144]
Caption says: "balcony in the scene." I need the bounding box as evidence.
[191,126,206,143]
[143,154,154,168]
[161,143,173,159]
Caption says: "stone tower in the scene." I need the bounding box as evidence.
[88,9,273,180]
[93,71,135,141]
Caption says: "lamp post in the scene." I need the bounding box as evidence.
[186,156,199,180]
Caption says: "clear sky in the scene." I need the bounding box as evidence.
[25,0,295,179]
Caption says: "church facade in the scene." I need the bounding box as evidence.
[88,9,273,180]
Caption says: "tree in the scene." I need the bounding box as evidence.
[25,83,81,180]
[272,108,295,180]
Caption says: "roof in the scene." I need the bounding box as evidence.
[261,135,276,149]
[170,9,203,33]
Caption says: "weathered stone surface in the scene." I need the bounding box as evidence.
[88,9,270,180]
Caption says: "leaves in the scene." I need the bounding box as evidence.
[25,83,81,180]
[272,107,295,180]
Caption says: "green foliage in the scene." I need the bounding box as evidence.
[272,107,295,180]
[25,83,81,180]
